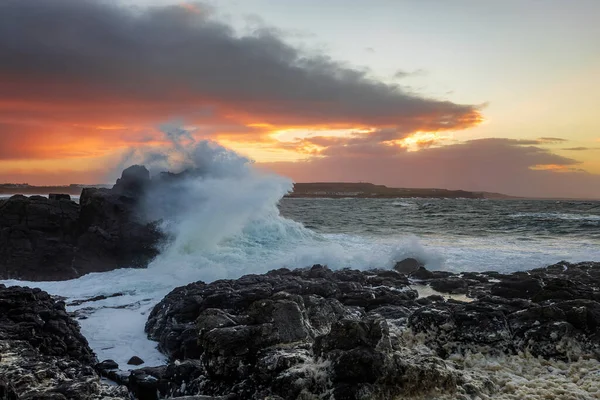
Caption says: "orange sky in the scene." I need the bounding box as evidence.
[1,0,599,198]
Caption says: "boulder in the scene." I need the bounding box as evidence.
[97,359,119,370]
[127,356,145,366]
[393,258,424,275]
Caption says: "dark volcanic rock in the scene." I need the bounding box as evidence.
[429,277,469,294]
[97,359,119,370]
[490,277,542,299]
[74,165,162,274]
[49,193,72,201]
[0,165,164,281]
[112,165,150,196]
[0,195,80,280]
[138,262,600,400]
[0,285,127,399]
[393,258,424,275]
[412,261,600,302]
[143,266,423,399]
[127,356,145,366]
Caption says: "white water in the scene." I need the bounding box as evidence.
[1,132,599,369]
[510,212,600,221]
[0,135,439,367]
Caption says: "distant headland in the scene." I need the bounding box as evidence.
[0,181,515,199]
[287,182,517,199]
[0,183,110,196]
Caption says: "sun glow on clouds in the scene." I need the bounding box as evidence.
[217,138,308,162]
[396,131,452,152]
[267,127,453,156]
[530,164,580,173]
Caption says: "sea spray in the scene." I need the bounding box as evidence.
[0,126,434,366]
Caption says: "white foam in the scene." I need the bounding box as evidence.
[445,352,600,399]
[411,284,472,302]
[392,201,417,208]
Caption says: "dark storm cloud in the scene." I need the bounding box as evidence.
[0,0,482,128]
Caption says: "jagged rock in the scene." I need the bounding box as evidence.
[409,261,600,302]
[508,299,600,359]
[409,302,513,358]
[137,262,600,400]
[74,166,162,274]
[0,195,80,280]
[0,285,128,399]
[0,166,164,281]
[143,266,473,399]
[112,165,150,196]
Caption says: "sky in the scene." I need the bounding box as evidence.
[0,0,599,198]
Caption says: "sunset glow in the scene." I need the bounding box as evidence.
[0,0,599,198]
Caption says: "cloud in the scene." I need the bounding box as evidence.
[0,0,595,199]
[562,147,596,151]
[276,132,568,159]
[393,69,427,80]
[0,122,166,160]
[393,70,411,79]
[262,138,600,199]
[0,0,482,132]
[538,137,567,143]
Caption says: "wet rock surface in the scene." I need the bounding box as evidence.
[133,261,600,399]
[0,284,128,399]
[409,260,600,302]
[0,165,164,281]
[5,261,600,399]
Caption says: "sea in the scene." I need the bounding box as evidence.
[1,146,600,371]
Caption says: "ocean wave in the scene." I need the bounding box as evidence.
[510,212,600,221]
[392,201,417,207]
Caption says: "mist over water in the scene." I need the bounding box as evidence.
[2,128,600,367]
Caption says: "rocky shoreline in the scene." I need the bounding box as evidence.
[0,166,163,281]
[2,260,599,399]
[0,284,128,399]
